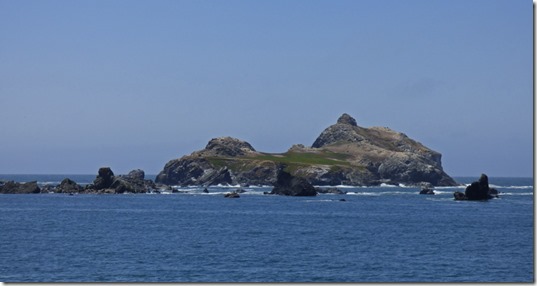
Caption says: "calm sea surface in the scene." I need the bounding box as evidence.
[0,175,533,282]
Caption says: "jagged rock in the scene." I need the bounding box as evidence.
[453,191,467,200]
[454,174,498,200]
[156,114,457,187]
[419,188,435,195]
[201,167,233,186]
[118,169,156,193]
[0,181,40,194]
[337,113,358,126]
[87,167,154,194]
[310,114,456,186]
[125,169,145,181]
[224,192,240,198]
[204,137,256,157]
[56,178,83,193]
[312,118,365,148]
[464,174,494,200]
[93,167,115,190]
[268,168,317,196]
[489,188,499,197]
[156,157,214,186]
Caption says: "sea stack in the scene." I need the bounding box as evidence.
[453,173,499,200]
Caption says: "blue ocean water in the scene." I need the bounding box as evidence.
[0,176,533,282]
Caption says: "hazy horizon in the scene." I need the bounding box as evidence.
[0,0,533,177]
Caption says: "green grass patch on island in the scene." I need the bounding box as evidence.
[253,151,351,166]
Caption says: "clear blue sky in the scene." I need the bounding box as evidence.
[0,0,533,177]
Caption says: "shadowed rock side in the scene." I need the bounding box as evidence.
[156,113,457,187]
[454,174,499,200]
[0,181,40,194]
[85,167,156,194]
[268,167,317,196]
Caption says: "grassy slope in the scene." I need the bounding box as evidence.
[206,150,353,173]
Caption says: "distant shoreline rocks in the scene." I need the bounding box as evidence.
[0,181,40,194]
[0,114,471,194]
[0,168,158,194]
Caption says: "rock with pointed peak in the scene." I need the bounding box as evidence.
[337,113,358,126]
[203,137,256,157]
[155,114,457,187]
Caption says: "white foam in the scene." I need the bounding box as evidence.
[215,184,242,188]
[490,184,534,189]
[313,185,360,189]
[380,183,398,188]
[430,190,452,195]
[347,192,381,196]
[499,192,533,196]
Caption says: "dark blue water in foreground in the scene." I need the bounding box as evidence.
[0,176,533,282]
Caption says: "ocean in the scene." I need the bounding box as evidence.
[0,175,533,282]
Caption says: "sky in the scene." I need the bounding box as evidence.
[0,0,533,177]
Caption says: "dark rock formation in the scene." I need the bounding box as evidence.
[454,174,498,200]
[93,167,115,190]
[489,188,499,198]
[125,169,145,181]
[0,181,40,194]
[117,169,156,193]
[224,192,240,198]
[268,168,317,196]
[453,191,467,200]
[156,114,457,187]
[419,187,435,195]
[87,167,154,194]
[316,187,346,194]
[56,178,83,193]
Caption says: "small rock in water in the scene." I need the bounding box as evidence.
[224,192,240,198]
[419,188,435,195]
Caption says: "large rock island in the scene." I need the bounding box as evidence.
[156,114,457,187]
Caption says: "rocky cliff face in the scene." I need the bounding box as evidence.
[156,114,457,186]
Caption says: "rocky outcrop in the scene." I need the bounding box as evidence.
[310,114,455,186]
[86,167,154,194]
[268,168,317,196]
[0,181,40,194]
[156,137,272,186]
[419,188,435,195]
[56,178,83,193]
[224,192,240,198]
[204,137,256,157]
[92,167,115,190]
[117,169,156,193]
[454,174,498,200]
[156,114,457,187]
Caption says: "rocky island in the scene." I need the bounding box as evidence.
[0,113,458,194]
[156,113,457,187]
